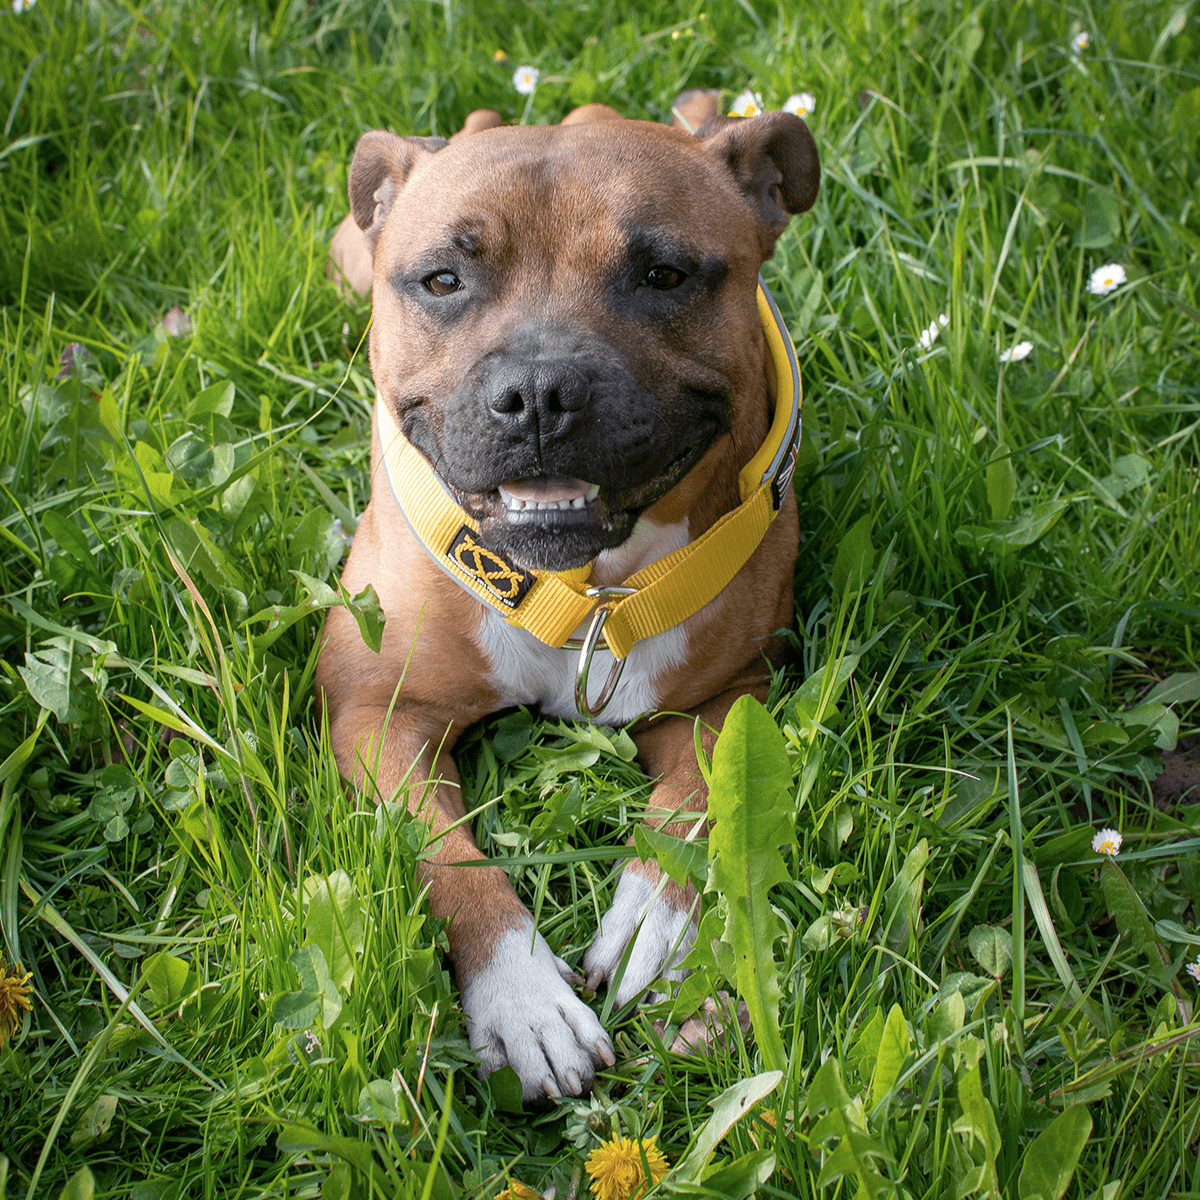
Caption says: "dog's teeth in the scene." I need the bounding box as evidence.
[571,496,585,509]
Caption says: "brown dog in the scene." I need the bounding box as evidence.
[317,94,818,1100]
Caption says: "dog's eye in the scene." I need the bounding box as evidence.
[644,265,686,291]
[424,271,464,296]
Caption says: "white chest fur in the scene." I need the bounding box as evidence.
[475,517,691,723]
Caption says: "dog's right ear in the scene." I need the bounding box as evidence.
[348,131,448,247]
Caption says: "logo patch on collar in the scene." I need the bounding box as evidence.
[447,526,535,608]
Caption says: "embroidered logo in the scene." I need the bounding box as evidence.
[446,527,534,608]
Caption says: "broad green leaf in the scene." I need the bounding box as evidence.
[884,839,929,954]
[795,654,860,705]
[19,648,74,722]
[953,1064,1001,1198]
[810,862,860,894]
[968,924,1013,979]
[633,824,707,890]
[488,1065,525,1114]
[273,944,344,1029]
[1099,860,1173,986]
[188,380,235,419]
[954,498,1069,555]
[1118,701,1179,751]
[1018,1104,1093,1200]
[929,991,966,1043]
[357,1077,410,1124]
[832,513,875,595]
[706,696,796,1071]
[70,1094,118,1145]
[870,1003,910,1109]
[847,1007,884,1087]
[57,1167,96,1200]
[807,1058,895,1196]
[302,870,366,994]
[143,952,194,1009]
[700,1148,775,1199]
[323,1163,354,1200]
[673,1070,782,1181]
[1143,672,1200,706]
[986,447,1017,520]
[1076,188,1121,248]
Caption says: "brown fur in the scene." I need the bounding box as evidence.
[317,94,817,1083]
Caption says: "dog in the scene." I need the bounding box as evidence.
[316,92,818,1100]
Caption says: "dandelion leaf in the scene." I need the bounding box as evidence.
[302,869,366,994]
[869,1003,910,1110]
[706,695,795,1072]
[1018,1104,1093,1200]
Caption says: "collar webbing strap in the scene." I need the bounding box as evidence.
[376,280,802,660]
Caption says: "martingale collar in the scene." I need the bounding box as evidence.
[375,279,802,708]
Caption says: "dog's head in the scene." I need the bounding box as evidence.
[350,114,818,571]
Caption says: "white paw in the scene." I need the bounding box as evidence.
[583,869,697,1007]
[459,921,615,1100]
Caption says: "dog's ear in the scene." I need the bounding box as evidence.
[696,111,819,254]
[348,131,448,247]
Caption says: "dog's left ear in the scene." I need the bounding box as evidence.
[348,131,449,248]
[697,111,820,255]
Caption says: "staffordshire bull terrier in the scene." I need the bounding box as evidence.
[317,95,818,1100]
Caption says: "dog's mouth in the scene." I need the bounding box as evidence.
[494,477,601,526]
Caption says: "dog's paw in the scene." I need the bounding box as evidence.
[459,921,615,1100]
[583,868,697,1007]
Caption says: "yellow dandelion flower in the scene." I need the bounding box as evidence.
[584,1136,669,1200]
[492,1182,541,1200]
[0,958,34,1044]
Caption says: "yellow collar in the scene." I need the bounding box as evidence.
[375,280,802,713]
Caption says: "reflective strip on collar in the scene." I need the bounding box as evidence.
[375,278,803,659]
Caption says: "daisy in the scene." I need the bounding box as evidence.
[1071,31,1090,52]
[1087,264,1126,295]
[999,340,1033,363]
[1187,956,1200,983]
[1091,828,1122,856]
[584,1136,669,1200]
[783,92,817,119]
[512,65,539,95]
[917,321,941,350]
[0,958,34,1044]
[12,0,38,11]
[729,90,764,118]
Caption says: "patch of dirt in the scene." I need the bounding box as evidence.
[1151,733,1200,810]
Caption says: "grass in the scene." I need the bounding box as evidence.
[1,0,1198,1196]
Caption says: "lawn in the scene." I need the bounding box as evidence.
[2,0,1199,1197]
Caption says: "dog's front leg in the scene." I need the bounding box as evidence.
[328,703,614,1099]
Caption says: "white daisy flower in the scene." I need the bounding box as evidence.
[729,90,764,118]
[1071,31,1090,52]
[917,321,941,350]
[938,313,950,328]
[1087,263,1127,295]
[999,340,1033,363]
[1187,956,1200,984]
[512,65,540,95]
[783,92,817,119]
[12,0,38,10]
[1091,827,1122,856]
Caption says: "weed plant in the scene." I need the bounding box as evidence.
[1,0,1198,1197]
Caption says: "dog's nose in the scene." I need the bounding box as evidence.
[486,363,590,429]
